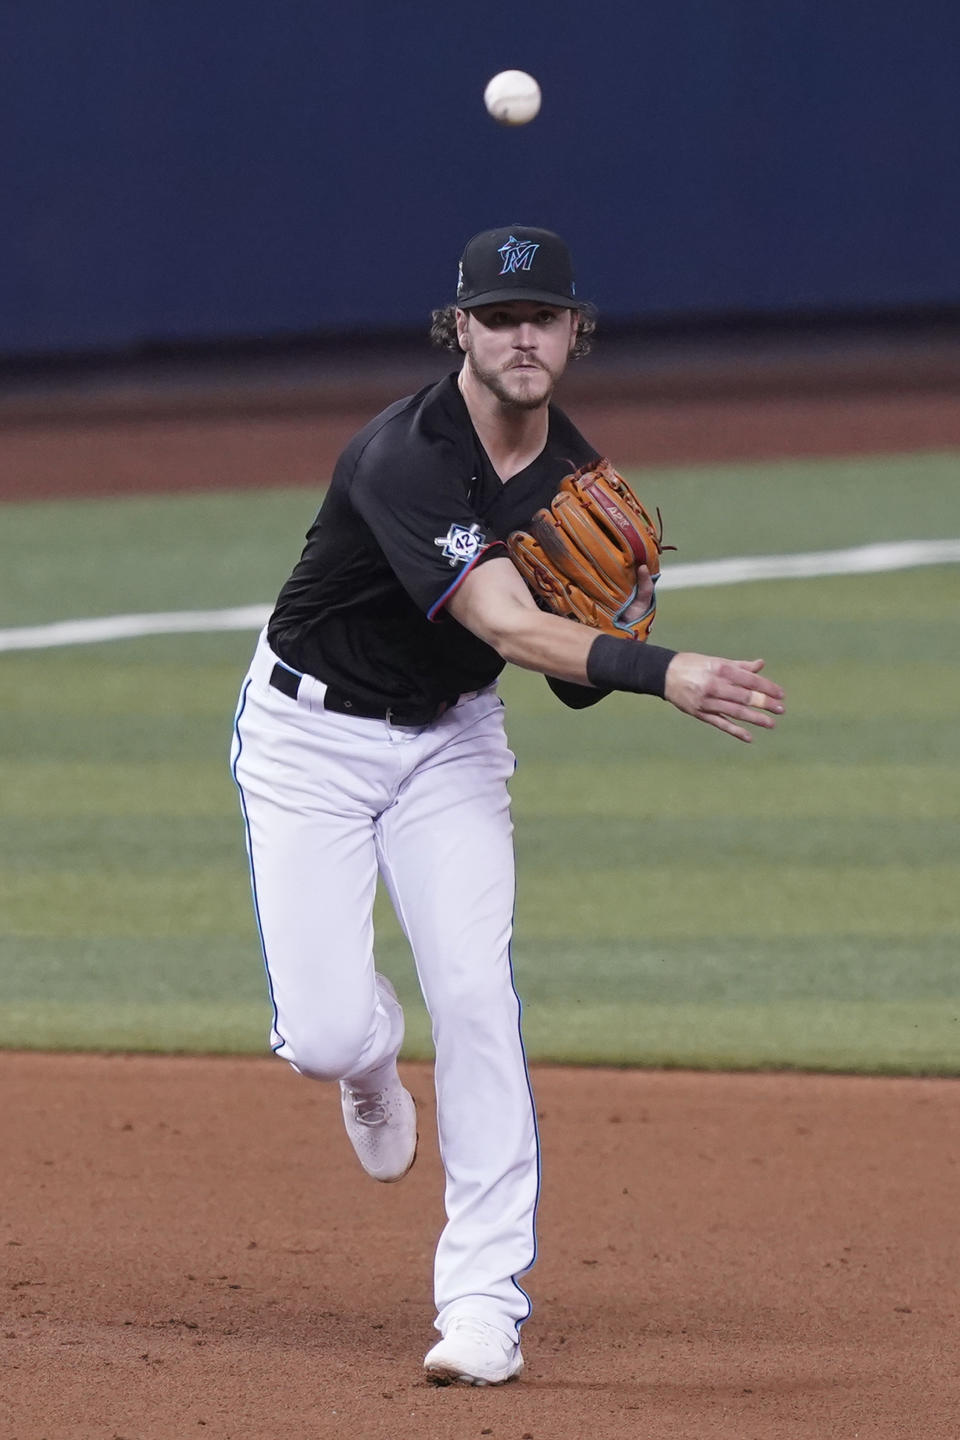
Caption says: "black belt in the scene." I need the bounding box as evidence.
[269,662,454,726]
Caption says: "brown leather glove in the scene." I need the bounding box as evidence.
[506,459,669,640]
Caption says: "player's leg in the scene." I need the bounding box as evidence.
[230,637,400,1085]
[375,694,538,1351]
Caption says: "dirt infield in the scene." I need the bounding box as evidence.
[3,328,960,501]
[5,389,960,502]
[2,1053,957,1440]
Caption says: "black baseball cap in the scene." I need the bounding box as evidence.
[455,225,577,310]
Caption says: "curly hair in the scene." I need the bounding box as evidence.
[429,303,597,359]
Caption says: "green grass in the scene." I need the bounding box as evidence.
[1,450,959,1070]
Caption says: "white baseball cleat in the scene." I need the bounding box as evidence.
[339,976,417,1183]
[423,1317,524,1386]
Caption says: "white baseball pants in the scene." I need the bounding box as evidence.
[231,631,539,1341]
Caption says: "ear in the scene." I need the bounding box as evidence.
[455,308,470,353]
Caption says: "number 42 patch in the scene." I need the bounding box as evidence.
[434,522,485,566]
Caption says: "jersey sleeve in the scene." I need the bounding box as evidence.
[350,427,504,619]
[545,676,611,709]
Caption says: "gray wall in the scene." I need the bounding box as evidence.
[3,1,958,355]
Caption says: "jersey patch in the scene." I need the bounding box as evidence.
[434,522,486,567]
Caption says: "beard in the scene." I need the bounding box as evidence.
[465,350,559,411]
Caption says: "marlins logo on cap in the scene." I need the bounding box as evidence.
[498,235,540,275]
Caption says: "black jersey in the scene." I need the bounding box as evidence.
[267,371,598,712]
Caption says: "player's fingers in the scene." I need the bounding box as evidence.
[707,704,776,731]
[715,671,784,709]
[740,706,776,728]
[704,681,782,720]
[698,710,753,743]
[747,688,781,711]
[722,686,782,717]
[728,662,785,703]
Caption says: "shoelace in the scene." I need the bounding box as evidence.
[347,1089,386,1125]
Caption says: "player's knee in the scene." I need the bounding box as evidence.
[279,1016,374,1082]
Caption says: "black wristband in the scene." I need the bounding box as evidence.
[586,633,676,699]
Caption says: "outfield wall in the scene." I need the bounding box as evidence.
[3,1,959,356]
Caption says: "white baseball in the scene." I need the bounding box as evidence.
[484,70,541,126]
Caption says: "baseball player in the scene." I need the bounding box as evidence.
[231,225,785,1386]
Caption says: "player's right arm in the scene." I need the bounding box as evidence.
[449,554,601,682]
[447,554,785,743]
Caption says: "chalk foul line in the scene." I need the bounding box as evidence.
[658,538,960,590]
[0,605,271,653]
[2,539,958,653]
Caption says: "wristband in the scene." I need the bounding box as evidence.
[586,633,676,699]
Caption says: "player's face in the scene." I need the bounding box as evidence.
[457,302,578,410]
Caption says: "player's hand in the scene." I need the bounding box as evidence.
[620,564,655,626]
[664,654,785,743]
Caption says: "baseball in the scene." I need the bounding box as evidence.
[484,70,541,126]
